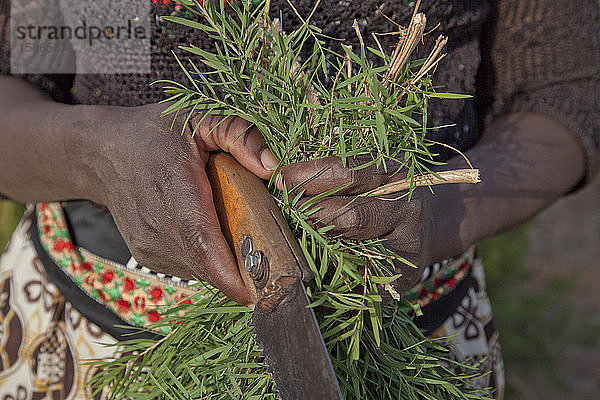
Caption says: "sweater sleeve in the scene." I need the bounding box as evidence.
[1,2,10,199]
[0,0,75,102]
[488,0,600,185]
[1,1,75,201]
[0,0,9,74]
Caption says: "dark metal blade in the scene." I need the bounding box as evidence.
[252,282,343,400]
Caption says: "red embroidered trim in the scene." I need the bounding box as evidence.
[37,203,196,334]
[404,249,475,309]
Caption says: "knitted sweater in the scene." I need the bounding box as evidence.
[2,0,599,181]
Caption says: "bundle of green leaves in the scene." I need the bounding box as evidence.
[90,1,489,399]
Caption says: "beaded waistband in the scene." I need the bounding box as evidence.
[36,202,195,333]
[404,247,475,309]
[37,202,475,325]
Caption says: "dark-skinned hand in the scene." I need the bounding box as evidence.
[278,112,589,295]
[86,104,278,306]
[0,75,274,306]
[280,156,434,293]
[0,77,587,305]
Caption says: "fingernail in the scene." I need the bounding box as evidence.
[260,147,279,171]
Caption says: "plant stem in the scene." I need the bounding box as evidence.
[367,168,481,196]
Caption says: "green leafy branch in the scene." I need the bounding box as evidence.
[90,1,488,398]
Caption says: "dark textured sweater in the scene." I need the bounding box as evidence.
[1,0,599,179]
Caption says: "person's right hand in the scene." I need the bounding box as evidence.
[82,103,278,306]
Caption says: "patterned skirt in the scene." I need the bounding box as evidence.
[0,204,505,399]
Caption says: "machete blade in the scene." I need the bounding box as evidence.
[252,282,343,400]
[206,153,343,399]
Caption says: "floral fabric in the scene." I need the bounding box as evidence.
[430,260,505,399]
[405,247,475,309]
[0,209,115,400]
[37,203,196,333]
[1,205,504,399]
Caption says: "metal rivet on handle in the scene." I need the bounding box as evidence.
[241,235,269,288]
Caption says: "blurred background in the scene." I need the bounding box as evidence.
[2,174,598,399]
[480,175,600,400]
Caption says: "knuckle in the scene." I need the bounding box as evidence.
[342,204,363,230]
[345,156,390,193]
[179,221,226,285]
[191,112,213,131]
[332,201,366,237]
[127,236,158,267]
[181,219,212,262]
[153,168,176,197]
[347,200,380,238]
[307,200,337,228]
[216,279,237,297]
[310,198,380,239]
[327,159,352,187]
[236,125,254,148]
[221,117,251,147]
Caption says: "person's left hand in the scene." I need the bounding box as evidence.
[280,156,435,292]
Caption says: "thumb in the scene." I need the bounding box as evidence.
[176,169,253,306]
[191,114,278,180]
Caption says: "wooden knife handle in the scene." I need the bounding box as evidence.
[206,153,312,312]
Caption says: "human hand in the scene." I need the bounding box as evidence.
[86,103,278,305]
[280,156,435,292]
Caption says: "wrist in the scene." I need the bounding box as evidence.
[425,166,472,264]
[54,104,115,205]
[0,80,118,204]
